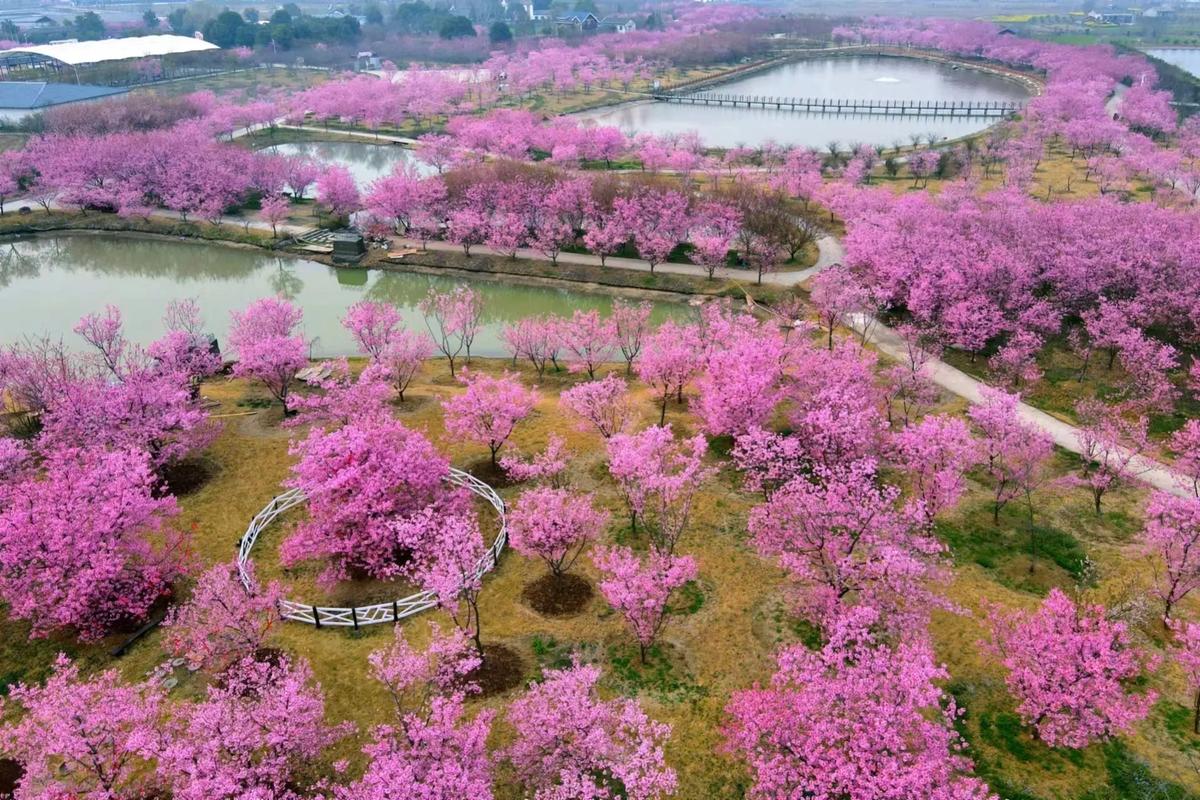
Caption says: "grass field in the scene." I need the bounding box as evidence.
[133,67,331,100]
[3,335,1198,798]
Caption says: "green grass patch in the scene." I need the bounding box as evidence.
[606,644,707,704]
[668,580,706,616]
[978,710,1035,762]
[937,502,1088,592]
[1157,699,1200,749]
[1081,741,1200,800]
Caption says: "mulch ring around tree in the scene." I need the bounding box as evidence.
[471,643,525,697]
[160,456,218,497]
[464,456,516,489]
[0,759,23,795]
[522,572,593,618]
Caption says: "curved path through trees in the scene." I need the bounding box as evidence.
[18,186,1181,495]
[394,230,1186,497]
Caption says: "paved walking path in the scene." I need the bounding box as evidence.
[858,318,1184,496]
[21,193,1184,496]
[399,229,1185,496]
[393,233,844,286]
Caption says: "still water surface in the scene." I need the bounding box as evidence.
[0,234,681,358]
[578,56,1031,149]
[1145,48,1200,78]
[263,141,433,187]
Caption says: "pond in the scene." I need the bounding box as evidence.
[0,234,683,358]
[576,55,1032,149]
[1145,48,1200,78]
[262,141,435,188]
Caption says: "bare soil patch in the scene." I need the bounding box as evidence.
[522,572,593,618]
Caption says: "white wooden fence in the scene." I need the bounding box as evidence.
[236,468,507,628]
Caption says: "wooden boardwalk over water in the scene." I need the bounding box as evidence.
[651,92,1024,118]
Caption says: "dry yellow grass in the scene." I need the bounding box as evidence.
[2,345,1198,797]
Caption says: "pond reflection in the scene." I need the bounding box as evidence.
[0,234,683,357]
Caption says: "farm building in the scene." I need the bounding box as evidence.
[0,34,220,83]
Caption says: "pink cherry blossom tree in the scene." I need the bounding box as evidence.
[342,300,402,362]
[505,660,676,800]
[381,329,434,401]
[441,370,538,466]
[419,285,481,378]
[636,321,700,425]
[747,459,947,629]
[606,424,713,550]
[593,545,698,663]
[281,414,451,585]
[731,428,810,500]
[1169,420,1200,498]
[694,315,795,438]
[317,166,361,220]
[1171,619,1200,733]
[335,694,494,800]
[615,190,691,273]
[0,655,164,800]
[610,299,653,374]
[724,605,994,800]
[560,373,634,438]
[1073,400,1149,514]
[340,621,493,799]
[508,487,609,579]
[284,360,393,427]
[1142,492,1200,622]
[582,210,630,266]
[284,156,321,200]
[341,300,433,400]
[228,296,308,410]
[889,414,979,527]
[368,621,481,716]
[499,433,569,487]
[163,560,284,674]
[401,508,488,655]
[501,316,560,378]
[260,193,291,237]
[32,305,220,469]
[558,309,617,379]
[968,388,1053,526]
[985,588,1157,749]
[0,446,185,641]
[155,654,352,800]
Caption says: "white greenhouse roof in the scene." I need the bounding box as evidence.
[2,35,219,67]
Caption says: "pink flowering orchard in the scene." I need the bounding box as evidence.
[7,10,1200,799]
